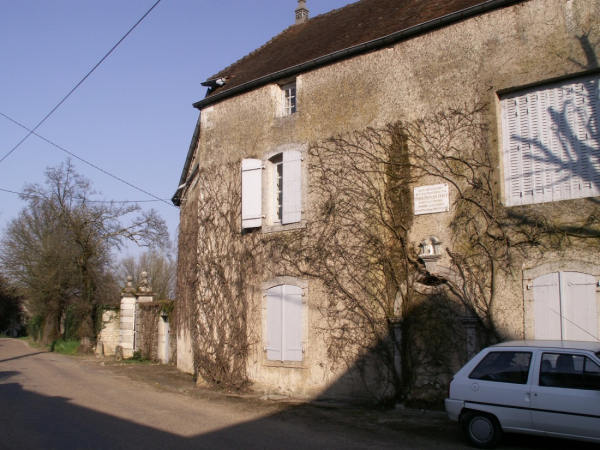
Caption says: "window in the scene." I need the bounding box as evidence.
[268,151,302,225]
[241,146,304,230]
[270,153,284,222]
[469,351,532,384]
[539,353,600,390]
[500,74,600,206]
[265,284,303,362]
[282,83,297,115]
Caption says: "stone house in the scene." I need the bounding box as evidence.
[173,0,600,402]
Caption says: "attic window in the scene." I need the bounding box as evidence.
[282,83,297,115]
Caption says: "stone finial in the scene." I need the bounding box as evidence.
[122,275,136,295]
[295,0,309,24]
[138,271,153,295]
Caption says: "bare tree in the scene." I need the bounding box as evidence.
[117,250,176,300]
[0,160,169,345]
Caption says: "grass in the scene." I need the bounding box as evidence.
[13,336,81,354]
[51,340,80,355]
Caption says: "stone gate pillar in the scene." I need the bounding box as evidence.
[119,276,137,358]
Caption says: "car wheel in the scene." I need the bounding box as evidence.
[462,412,502,449]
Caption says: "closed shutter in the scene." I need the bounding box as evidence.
[283,285,303,361]
[266,284,303,362]
[501,74,600,206]
[533,271,599,341]
[503,96,524,205]
[562,272,598,341]
[282,150,302,224]
[582,78,600,198]
[241,159,262,229]
[266,286,282,361]
[533,272,561,340]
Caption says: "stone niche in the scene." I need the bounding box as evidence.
[418,236,442,272]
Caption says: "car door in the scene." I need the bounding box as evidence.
[465,350,534,431]
[531,352,600,439]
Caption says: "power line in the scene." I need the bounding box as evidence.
[0,188,21,195]
[0,0,163,165]
[0,112,175,207]
[0,188,169,204]
[88,199,171,204]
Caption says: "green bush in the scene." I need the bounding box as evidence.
[131,350,148,361]
[28,315,44,342]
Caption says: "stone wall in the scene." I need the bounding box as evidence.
[180,0,600,400]
[138,301,176,363]
[97,308,120,356]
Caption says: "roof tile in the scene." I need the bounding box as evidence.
[206,0,490,95]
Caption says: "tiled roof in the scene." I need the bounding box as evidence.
[204,0,493,97]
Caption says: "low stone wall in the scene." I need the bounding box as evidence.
[138,300,176,363]
[97,308,120,356]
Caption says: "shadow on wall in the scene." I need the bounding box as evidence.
[307,291,473,407]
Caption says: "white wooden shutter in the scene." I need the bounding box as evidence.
[266,286,282,361]
[282,285,303,362]
[282,150,302,224]
[241,159,262,229]
[501,74,600,206]
[502,96,524,205]
[582,78,600,198]
[533,272,561,340]
[562,272,598,342]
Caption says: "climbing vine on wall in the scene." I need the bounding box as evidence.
[138,301,174,362]
[178,100,600,402]
[192,162,264,389]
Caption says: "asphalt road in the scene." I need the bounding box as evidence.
[0,338,458,450]
[1,338,595,450]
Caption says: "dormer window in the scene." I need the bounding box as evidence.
[282,83,297,115]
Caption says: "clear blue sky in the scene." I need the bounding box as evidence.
[0,0,352,257]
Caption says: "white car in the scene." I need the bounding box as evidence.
[445,340,600,448]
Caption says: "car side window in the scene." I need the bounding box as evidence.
[539,353,600,390]
[585,358,600,390]
[469,351,532,384]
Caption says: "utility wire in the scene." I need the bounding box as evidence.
[88,199,170,203]
[0,188,21,195]
[0,112,175,207]
[0,188,168,204]
[0,0,163,165]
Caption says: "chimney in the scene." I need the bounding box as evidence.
[295,0,309,25]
